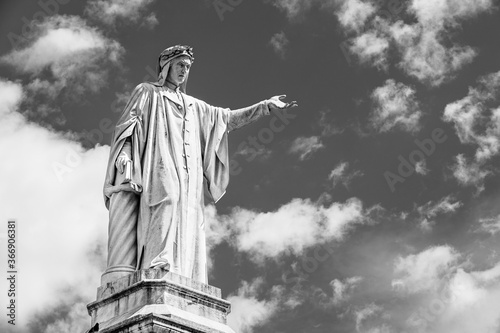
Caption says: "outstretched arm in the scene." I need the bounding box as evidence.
[228,95,298,132]
[267,95,298,110]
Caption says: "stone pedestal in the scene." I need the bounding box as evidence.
[87,269,236,333]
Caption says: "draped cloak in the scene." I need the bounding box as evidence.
[103,82,270,283]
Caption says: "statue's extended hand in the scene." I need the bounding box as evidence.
[268,95,298,110]
[116,152,132,174]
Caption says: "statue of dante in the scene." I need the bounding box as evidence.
[102,45,297,285]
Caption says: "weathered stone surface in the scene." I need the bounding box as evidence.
[96,269,222,301]
[99,312,226,333]
[87,269,235,333]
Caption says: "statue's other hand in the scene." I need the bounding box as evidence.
[268,95,298,110]
[116,152,132,174]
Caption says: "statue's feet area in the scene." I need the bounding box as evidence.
[87,269,235,333]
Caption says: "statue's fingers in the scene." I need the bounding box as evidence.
[279,94,287,101]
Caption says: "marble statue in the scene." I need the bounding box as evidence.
[102,45,297,285]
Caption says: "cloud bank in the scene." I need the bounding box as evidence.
[0,78,109,333]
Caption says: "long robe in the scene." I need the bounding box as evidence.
[103,82,270,283]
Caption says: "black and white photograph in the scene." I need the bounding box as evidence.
[1,1,500,332]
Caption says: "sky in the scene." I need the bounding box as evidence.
[0,0,500,332]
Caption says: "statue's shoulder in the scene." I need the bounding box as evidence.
[134,82,158,94]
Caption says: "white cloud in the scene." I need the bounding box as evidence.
[418,218,434,232]
[323,198,365,237]
[444,71,500,162]
[354,303,386,333]
[414,159,428,176]
[370,79,422,133]
[395,0,493,86]
[348,29,390,70]
[234,144,272,162]
[419,196,462,217]
[0,78,109,332]
[85,0,158,28]
[451,154,492,192]
[409,0,493,28]
[391,25,477,86]
[416,195,462,230]
[1,15,122,75]
[207,197,365,264]
[227,278,279,333]
[336,0,376,32]
[1,16,120,74]
[331,276,363,305]
[391,0,494,86]
[0,15,124,122]
[405,261,500,333]
[208,196,500,333]
[288,136,325,160]
[235,200,320,258]
[477,215,500,235]
[268,0,318,19]
[269,0,376,24]
[329,161,364,189]
[435,270,499,333]
[339,0,494,86]
[392,245,460,294]
[269,31,289,58]
[329,161,348,185]
[443,71,500,192]
[274,0,493,86]
[470,261,500,282]
[0,79,23,114]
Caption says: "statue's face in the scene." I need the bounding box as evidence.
[166,56,192,86]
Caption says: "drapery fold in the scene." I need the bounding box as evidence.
[103,82,270,282]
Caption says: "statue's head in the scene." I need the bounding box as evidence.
[157,45,194,92]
